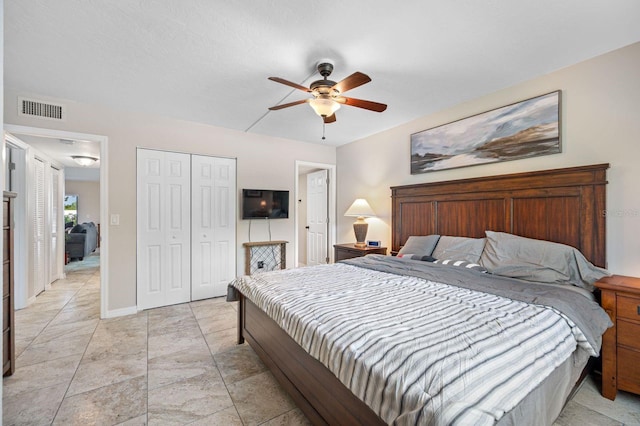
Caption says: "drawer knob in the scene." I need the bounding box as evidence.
[637,305,640,315]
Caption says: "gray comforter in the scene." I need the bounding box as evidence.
[343,255,612,353]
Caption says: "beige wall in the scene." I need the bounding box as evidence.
[4,97,336,312]
[65,180,100,225]
[337,42,640,277]
[6,42,639,313]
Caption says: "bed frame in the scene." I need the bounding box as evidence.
[237,163,609,425]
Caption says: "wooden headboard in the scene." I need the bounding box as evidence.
[391,164,609,267]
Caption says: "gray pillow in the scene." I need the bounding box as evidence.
[432,236,486,263]
[398,235,440,256]
[480,231,610,291]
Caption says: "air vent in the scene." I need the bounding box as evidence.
[18,97,66,121]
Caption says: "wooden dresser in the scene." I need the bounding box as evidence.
[595,275,640,400]
[334,243,387,261]
[3,191,16,376]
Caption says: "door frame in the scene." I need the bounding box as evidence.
[4,124,109,319]
[294,161,336,267]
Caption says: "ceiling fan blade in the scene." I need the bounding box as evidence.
[268,77,311,92]
[332,72,371,94]
[337,96,387,112]
[268,99,310,111]
[323,114,337,124]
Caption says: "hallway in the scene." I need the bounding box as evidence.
[2,255,308,425]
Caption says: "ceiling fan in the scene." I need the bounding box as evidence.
[268,62,387,124]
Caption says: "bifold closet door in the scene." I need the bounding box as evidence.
[137,149,191,310]
[49,167,62,282]
[32,157,47,296]
[191,155,236,300]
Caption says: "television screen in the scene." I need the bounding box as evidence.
[242,189,289,219]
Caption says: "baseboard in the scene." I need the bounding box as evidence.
[104,305,138,319]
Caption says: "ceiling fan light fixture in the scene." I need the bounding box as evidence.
[71,155,99,167]
[309,97,340,117]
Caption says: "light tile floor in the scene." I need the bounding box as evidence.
[3,257,307,425]
[3,255,640,425]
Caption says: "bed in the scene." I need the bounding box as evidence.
[228,163,612,425]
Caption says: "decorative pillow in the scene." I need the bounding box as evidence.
[431,236,486,263]
[398,235,440,256]
[397,254,437,262]
[434,259,488,273]
[480,231,610,291]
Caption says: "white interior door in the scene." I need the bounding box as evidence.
[191,155,236,300]
[306,169,329,266]
[137,149,191,310]
[33,157,46,295]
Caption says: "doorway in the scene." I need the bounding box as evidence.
[294,161,336,267]
[4,124,109,318]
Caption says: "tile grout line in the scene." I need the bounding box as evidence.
[46,263,102,425]
[189,301,246,425]
[15,273,90,358]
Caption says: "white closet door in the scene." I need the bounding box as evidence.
[306,169,329,266]
[191,155,236,300]
[33,157,47,295]
[49,167,61,282]
[137,149,191,310]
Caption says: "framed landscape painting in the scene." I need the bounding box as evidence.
[411,91,561,174]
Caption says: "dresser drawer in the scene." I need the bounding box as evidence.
[2,200,8,227]
[2,263,8,296]
[2,297,8,331]
[618,319,640,349]
[2,329,9,368]
[618,346,640,395]
[617,295,640,321]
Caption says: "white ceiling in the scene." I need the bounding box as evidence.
[5,1,640,147]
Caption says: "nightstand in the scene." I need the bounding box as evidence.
[595,275,640,400]
[334,243,387,262]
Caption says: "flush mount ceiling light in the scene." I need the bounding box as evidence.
[71,155,99,167]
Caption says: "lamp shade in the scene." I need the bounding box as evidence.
[344,198,376,218]
[309,97,341,117]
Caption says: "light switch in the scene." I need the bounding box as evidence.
[110,214,120,226]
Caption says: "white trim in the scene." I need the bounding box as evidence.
[4,133,30,309]
[104,305,138,318]
[294,161,337,267]
[4,124,109,319]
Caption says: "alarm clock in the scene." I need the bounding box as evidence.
[367,240,382,247]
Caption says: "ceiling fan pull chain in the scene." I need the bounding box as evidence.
[322,122,326,140]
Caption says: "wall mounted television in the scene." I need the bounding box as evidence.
[242,189,289,219]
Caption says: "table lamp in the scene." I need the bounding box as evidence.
[344,198,376,248]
